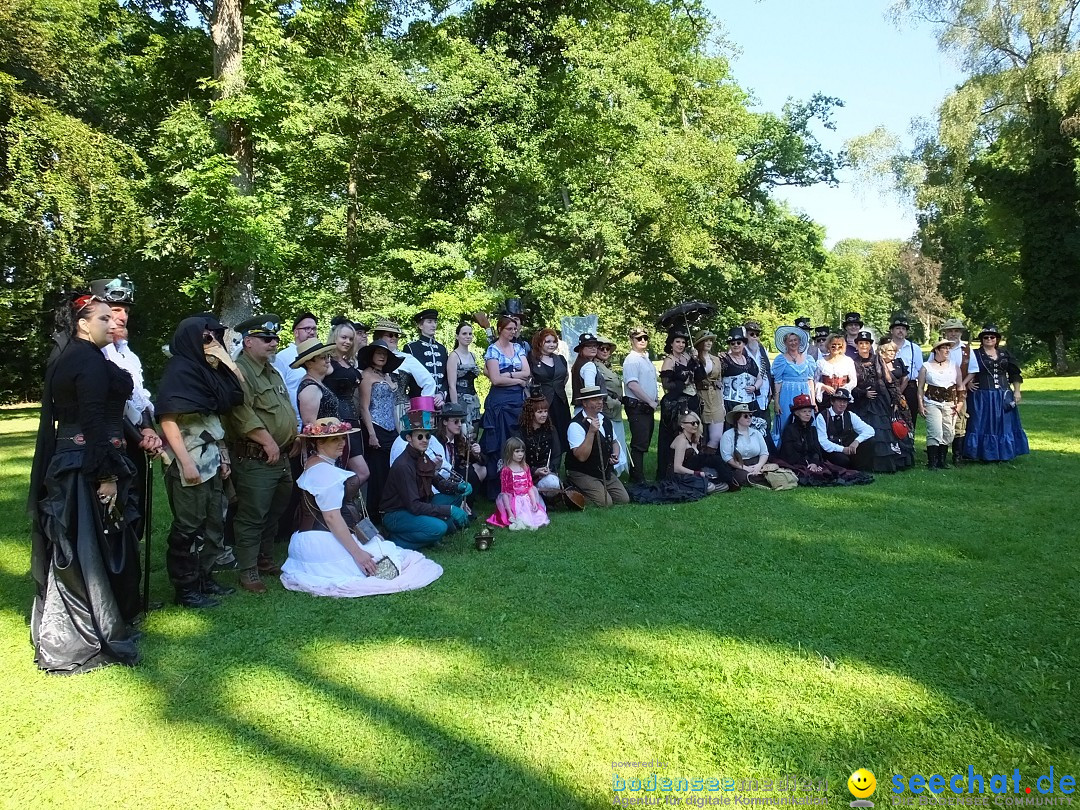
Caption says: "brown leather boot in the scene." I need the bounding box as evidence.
[239,568,267,594]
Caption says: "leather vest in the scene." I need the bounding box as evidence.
[565,412,614,479]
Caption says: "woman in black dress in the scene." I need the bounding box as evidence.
[777,394,872,486]
[324,318,371,486]
[656,328,702,482]
[529,327,571,446]
[851,331,913,473]
[29,295,141,673]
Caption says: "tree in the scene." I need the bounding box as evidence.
[894,0,1080,370]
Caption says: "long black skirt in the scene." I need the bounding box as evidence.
[31,449,141,674]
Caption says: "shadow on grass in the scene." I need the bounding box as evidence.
[4,401,1080,805]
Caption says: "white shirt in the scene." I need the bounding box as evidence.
[893,338,924,379]
[621,350,658,403]
[947,343,967,370]
[814,355,858,402]
[389,434,450,473]
[813,407,874,453]
[272,343,305,429]
[719,427,769,463]
[567,413,622,457]
[394,351,437,397]
[103,341,153,425]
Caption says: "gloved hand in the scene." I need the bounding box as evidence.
[454,481,472,497]
[449,506,469,528]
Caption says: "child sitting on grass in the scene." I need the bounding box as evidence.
[486,437,550,530]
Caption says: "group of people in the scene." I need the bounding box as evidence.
[27,282,1030,674]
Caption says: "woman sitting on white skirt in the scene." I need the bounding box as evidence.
[281,418,442,597]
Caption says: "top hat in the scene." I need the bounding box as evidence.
[977,323,1001,339]
[574,385,605,403]
[725,327,747,344]
[574,332,600,352]
[290,338,335,368]
[889,312,911,329]
[794,316,812,331]
[413,308,438,324]
[843,312,864,327]
[791,393,814,411]
[813,326,831,339]
[501,298,525,318]
[410,396,437,413]
[400,409,436,439]
[356,339,404,372]
[300,417,361,438]
[854,330,875,343]
[90,275,135,305]
[236,313,282,338]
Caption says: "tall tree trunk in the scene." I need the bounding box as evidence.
[1053,329,1068,373]
[346,152,363,310]
[210,0,254,326]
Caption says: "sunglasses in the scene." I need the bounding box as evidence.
[681,420,700,426]
[411,432,430,441]
[254,335,280,343]
[728,339,745,345]
[633,335,649,341]
[815,337,828,342]
[746,331,760,336]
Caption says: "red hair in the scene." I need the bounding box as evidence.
[531,328,558,358]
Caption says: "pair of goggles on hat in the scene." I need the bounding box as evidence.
[92,276,135,303]
[244,321,281,336]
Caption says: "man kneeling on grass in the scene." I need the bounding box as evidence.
[380,405,470,549]
[566,386,629,507]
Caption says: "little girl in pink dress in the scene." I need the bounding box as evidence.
[487,437,550,530]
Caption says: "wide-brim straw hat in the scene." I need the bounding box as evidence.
[290,338,336,368]
[773,325,809,353]
[356,339,404,372]
[301,417,361,438]
[725,403,753,424]
[930,338,953,353]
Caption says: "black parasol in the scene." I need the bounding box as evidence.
[657,301,717,333]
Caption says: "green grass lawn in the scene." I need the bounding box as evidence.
[1,381,1078,809]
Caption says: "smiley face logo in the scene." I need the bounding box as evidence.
[848,769,877,799]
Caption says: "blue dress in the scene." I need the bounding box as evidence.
[480,343,529,498]
[965,348,1029,461]
[771,352,816,447]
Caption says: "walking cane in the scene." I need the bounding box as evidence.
[141,458,153,615]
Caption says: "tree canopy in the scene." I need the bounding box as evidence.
[1,0,854,400]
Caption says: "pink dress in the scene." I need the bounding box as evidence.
[487,465,550,529]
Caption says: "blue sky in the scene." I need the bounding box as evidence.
[705,0,965,245]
